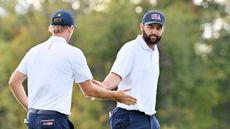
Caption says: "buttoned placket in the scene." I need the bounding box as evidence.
[150,49,155,68]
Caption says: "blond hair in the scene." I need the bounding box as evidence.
[48,25,69,34]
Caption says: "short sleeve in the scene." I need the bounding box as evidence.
[16,52,30,75]
[111,44,134,79]
[71,50,93,83]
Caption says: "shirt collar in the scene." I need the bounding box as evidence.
[47,36,68,45]
[136,35,156,51]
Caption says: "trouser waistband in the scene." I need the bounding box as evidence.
[112,107,155,117]
[29,108,68,118]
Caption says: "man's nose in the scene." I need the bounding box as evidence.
[150,29,158,35]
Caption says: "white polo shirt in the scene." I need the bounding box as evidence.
[17,36,93,115]
[111,35,160,115]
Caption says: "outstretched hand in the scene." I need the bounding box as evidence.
[92,79,137,105]
[114,88,137,105]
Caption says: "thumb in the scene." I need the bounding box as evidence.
[122,88,131,92]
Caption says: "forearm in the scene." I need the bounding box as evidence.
[81,81,116,100]
[9,84,28,111]
[8,71,28,111]
[80,80,136,105]
[102,80,117,90]
[103,72,122,90]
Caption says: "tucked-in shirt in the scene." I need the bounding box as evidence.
[17,36,93,115]
[111,35,160,115]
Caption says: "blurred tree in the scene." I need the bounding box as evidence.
[156,0,230,129]
[0,0,229,129]
[197,0,230,128]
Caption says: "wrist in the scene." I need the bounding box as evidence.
[112,91,117,100]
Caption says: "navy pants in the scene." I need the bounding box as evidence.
[110,107,160,129]
[26,109,74,129]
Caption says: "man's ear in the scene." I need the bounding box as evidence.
[140,23,144,32]
[161,26,165,34]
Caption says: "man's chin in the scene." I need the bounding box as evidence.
[150,40,157,44]
[147,41,157,45]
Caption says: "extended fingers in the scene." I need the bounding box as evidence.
[120,94,137,105]
[115,89,137,105]
[126,95,137,105]
[122,88,131,92]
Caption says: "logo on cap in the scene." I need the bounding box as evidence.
[50,10,76,27]
[151,14,161,20]
[142,10,165,26]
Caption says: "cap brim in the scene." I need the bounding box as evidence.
[144,21,164,26]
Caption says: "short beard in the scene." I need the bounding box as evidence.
[143,30,162,45]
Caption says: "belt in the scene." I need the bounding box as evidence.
[29,108,68,117]
[113,107,155,117]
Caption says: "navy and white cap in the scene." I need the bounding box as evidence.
[142,11,165,26]
[51,10,76,27]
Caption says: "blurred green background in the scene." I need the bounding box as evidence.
[0,0,229,129]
